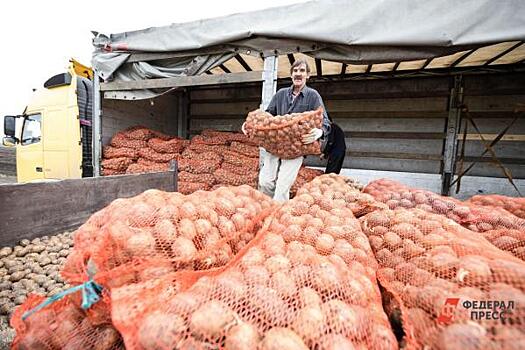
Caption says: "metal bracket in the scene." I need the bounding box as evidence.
[441,75,463,195]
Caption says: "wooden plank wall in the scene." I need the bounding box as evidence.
[187,72,524,179]
[101,91,180,146]
[459,73,525,178]
[0,169,177,246]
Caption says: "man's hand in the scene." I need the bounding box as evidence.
[302,128,323,145]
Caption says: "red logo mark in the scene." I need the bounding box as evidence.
[437,298,460,325]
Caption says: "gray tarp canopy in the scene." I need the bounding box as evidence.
[92,0,525,99]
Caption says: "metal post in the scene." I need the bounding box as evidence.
[92,73,102,177]
[177,92,184,138]
[259,56,278,167]
[441,75,463,195]
[260,55,278,110]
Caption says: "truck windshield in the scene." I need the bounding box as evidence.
[21,114,42,145]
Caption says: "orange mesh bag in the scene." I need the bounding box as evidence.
[178,158,221,174]
[10,293,123,350]
[179,182,212,194]
[137,148,178,163]
[101,157,133,172]
[178,171,216,186]
[125,162,170,174]
[214,168,258,187]
[181,148,223,162]
[467,194,525,219]
[297,174,388,218]
[101,168,125,176]
[230,141,260,158]
[136,157,166,167]
[480,228,525,261]
[110,132,148,149]
[244,108,323,159]
[188,142,230,154]
[107,174,397,350]
[150,130,172,141]
[223,150,259,170]
[290,167,324,197]
[360,207,525,349]
[191,135,229,145]
[147,137,185,154]
[201,129,257,145]
[220,162,254,176]
[364,178,525,232]
[124,126,155,141]
[103,146,138,160]
[62,186,275,289]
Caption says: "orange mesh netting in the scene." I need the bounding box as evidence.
[178,158,221,174]
[101,157,133,172]
[179,182,213,195]
[223,150,259,170]
[110,133,148,150]
[125,127,155,141]
[101,168,125,176]
[181,149,223,163]
[229,141,260,158]
[150,130,172,141]
[106,174,397,349]
[103,146,138,160]
[244,108,323,159]
[147,138,185,154]
[188,143,230,155]
[201,130,257,145]
[364,179,525,233]
[290,167,324,197]
[220,162,252,176]
[126,163,170,174]
[214,168,258,187]
[10,293,123,349]
[467,194,525,220]
[191,135,229,145]
[137,148,178,163]
[178,171,216,186]
[61,186,276,288]
[360,207,525,350]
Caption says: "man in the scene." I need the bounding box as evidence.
[244,59,331,202]
[322,121,346,174]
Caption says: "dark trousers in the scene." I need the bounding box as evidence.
[325,152,345,174]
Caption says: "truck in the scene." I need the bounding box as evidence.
[2,59,93,182]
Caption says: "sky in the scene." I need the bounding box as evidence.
[0,0,308,134]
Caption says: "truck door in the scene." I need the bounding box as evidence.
[17,113,44,182]
[42,108,71,179]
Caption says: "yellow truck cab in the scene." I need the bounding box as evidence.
[3,59,93,182]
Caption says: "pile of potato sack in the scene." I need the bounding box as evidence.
[101,125,325,196]
[3,113,525,349]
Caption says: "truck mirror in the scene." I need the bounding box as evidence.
[2,136,17,147]
[4,116,16,137]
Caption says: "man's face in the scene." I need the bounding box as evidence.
[291,63,309,89]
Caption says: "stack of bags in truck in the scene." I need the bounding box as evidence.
[102,126,324,196]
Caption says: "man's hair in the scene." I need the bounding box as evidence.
[290,59,311,75]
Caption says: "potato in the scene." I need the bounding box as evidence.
[436,322,487,350]
[138,311,186,349]
[260,327,308,350]
[322,299,368,339]
[225,322,260,350]
[292,306,325,346]
[190,300,236,341]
